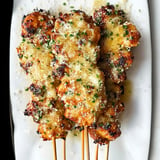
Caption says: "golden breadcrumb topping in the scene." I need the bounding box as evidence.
[17,4,140,144]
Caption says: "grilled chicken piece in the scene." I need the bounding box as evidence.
[89,100,124,144]
[25,96,72,140]
[37,111,72,140]
[57,57,107,126]
[94,4,141,83]
[37,100,73,140]
[23,80,73,140]
[51,10,100,69]
[89,122,121,144]
[52,11,107,126]
[21,10,55,40]
[89,80,125,144]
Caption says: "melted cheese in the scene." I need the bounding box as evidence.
[102,19,138,54]
[18,41,57,99]
[53,11,100,64]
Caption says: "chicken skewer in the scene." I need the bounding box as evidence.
[53,10,106,160]
[81,4,140,159]
[87,4,140,158]
[17,10,73,160]
[88,3,140,145]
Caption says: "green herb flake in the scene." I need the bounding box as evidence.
[123,30,129,37]
[25,87,29,91]
[50,82,54,85]
[39,99,44,102]
[116,33,119,37]
[115,10,118,15]
[106,2,110,6]
[42,85,46,90]
[64,33,68,37]
[116,4,119,8]
[68,21,74,25]
[65,82,69,85]
[22,38,25,43]
[123,25,128,29]
[76,78,82,81]
[99,123,103,127]
[94,93,99,99]
[69,34,74,37]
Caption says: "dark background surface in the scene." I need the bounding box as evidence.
[148,0,160,159]
[6,0,15,160]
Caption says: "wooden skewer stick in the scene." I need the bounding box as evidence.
[95,144,99,160]
[52,137,57,160]
[81,129,85,160]
[63,139,66,160]
[84,126,90,160]
[106,142,110,160]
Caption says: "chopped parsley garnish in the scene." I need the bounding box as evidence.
[68,21,74,25]
[69,34,74,37]
[76,78,82,81]
[94,93,99,99]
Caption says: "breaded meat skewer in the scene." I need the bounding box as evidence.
[17,10,73,141]
[88,4,140,145]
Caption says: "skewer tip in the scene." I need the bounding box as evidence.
[52,137,57,160]
[106,142,110,160]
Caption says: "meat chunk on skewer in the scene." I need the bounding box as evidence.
[37,100,73,140]
[57,58,107,126]
[89,81,125,144]
[21,10,55,40]
[94,4,141,83]
[89,101,124,144]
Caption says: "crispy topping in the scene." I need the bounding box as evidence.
[17,4,140,143]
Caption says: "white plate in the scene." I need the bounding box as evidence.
[10,0,152,160]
